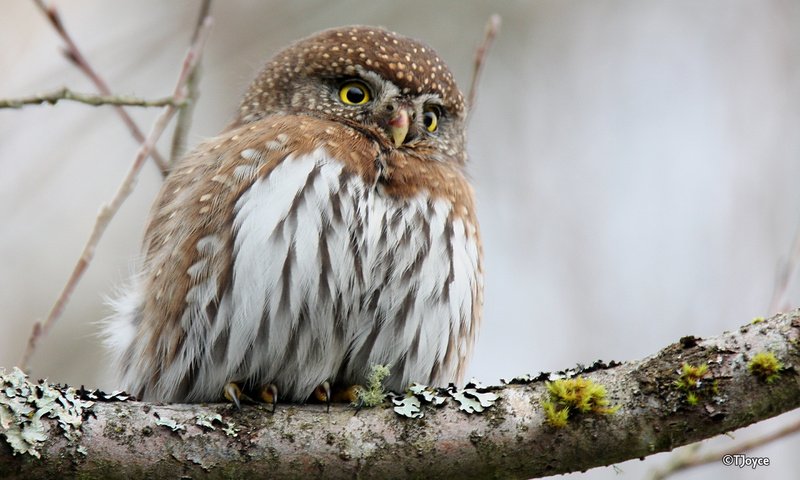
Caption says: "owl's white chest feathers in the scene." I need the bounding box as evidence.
[109,147,480,402]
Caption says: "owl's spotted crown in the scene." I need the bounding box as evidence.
[237,25,465,125]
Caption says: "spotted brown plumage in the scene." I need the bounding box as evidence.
[106,26,483,403]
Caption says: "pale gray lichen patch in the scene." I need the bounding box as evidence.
[222,421,239,437]
[194,412,238,437]
[392,380,498,418]
[154,413,187,432]
[409,383,447,406]
[392,394,423,418]
[449,387,498,414]
[0,367,94,457]
[195,412,224,431]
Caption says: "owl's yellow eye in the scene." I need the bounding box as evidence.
[338,81,371,105]
[422,107,439,133]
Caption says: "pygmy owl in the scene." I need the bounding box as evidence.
[105,25,483,405]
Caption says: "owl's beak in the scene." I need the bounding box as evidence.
[387,109,410,147]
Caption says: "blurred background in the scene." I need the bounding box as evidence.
[1,1,799,478]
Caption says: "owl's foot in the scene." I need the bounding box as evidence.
[313,381,332,411]
[223,382,246,409]
[223,382,277,412]
[258,383,279,413]
[313,382,363,411]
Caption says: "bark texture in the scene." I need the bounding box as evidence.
[2,310,799,479]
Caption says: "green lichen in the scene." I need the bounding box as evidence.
[355,364,390,407]
[541,376,618,428]
[748,351,783,384]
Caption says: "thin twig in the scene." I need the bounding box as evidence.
[0,88,183,109]
[650,415,800,480]
[768,223,800,314]
[169,0,213,165]
[32,0,170,176]
[466,14,501,116]
[18,17,215,372]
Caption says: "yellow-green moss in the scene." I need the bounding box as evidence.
[674,363,710,405]
[541,400,569,428]
[750,316,765,325]
[541,377,618,428]
[748,352,783,384]
[674,363,708,390]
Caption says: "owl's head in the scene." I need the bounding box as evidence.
[236,25,466,162]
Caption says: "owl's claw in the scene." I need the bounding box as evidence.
[313,381,332,412]
[223,382,243,409]
[224,382,275,411]
[259,383,278,413]
[312,382,363,411]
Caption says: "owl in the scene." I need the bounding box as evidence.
[105,25,483,406]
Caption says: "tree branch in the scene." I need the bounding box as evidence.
[0,88,183,109]
[169,0,213,164]
[3,310,798,479]
[32,0,171,174]
[467,14,501,115]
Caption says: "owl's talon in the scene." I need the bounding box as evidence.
[223,382,243,409]
[259,384,278,413]
[312,383,363,410]
[314,381,332,412]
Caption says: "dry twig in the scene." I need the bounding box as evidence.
[467,13,501,115]
[18,17,215,371]
[32,0,170,175]
[169,0,213,164]
[0,88,182,109]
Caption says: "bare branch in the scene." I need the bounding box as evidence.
[17,18,215,372]
[0,88,183,109]
[4,310,799,478]
[467,14,501,115]
[169,0,213,164]
[31,0,170,175]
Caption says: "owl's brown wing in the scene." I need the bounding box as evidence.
[106,115,378,401]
